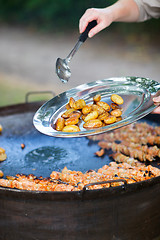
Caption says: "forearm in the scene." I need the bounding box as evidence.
[109,0,140,22]
[79,0,140,37]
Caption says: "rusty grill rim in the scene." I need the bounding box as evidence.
[0,175,160,200]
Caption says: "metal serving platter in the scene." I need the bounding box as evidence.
[33,77,160,138]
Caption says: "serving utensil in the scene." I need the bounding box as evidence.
[56,20,97,83]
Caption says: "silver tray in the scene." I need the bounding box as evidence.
[33,77,160,138]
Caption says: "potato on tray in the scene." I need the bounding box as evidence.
[54,94,124,133]
[111,94,124,105]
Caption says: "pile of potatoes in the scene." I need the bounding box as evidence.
[54,94,124,133]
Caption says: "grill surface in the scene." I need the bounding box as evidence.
[0,103,159,178]
[0,112,110,178]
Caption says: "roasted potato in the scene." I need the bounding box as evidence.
[73,99,86,110]
[96,101,110,111]
[54,93,124,132]
[82,105,92,115]
[93,94,101,102]
[98,112,109,121]
[65,103,71,110]
[102,122,106,127]
[111,94,124,105]
[83,119,103,129]
[84,110,99,122]
[69,111,81,119]
[110,103,122,110]
[55,117,65,131]
[110,109,122,117]
[62,109,75,119]
[104,116,117,125]
[65,116,79,126]
[62,125,80,132]
[81,114,86,121]
[69,97,75,108]
[116,116,122,122]
[92,104,105,115]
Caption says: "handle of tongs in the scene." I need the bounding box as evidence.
[79,20,97,43]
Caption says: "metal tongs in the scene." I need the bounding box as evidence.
[56,20,97,83]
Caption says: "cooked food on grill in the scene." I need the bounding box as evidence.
[0,147,7,161]
[0,162,159,191]
[0,122,159,192]
[54,94,124,132]
[88,122,160,163]
[0,124,2,133]
[21,143,25,149]
[111,152,143,167]
[95,148,105,157]
[0,170,4,178]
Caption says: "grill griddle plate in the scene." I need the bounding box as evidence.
[33,77,160,138]
[0,109,159,178]
[0,112,111,177]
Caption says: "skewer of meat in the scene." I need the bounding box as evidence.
[111,152,144,166]
[0,162,160,191]
[98,141,158,161]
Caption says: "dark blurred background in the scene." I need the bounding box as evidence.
[0,0,160,106]
[0,0,159,33]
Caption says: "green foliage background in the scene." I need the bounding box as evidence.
[0,0,114,28]
[0,0,159,35]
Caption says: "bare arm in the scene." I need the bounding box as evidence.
[79,0,140,37]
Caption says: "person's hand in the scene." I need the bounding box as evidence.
[152,96,160,114]
[79,0,140,38]
[79,7,113,38]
